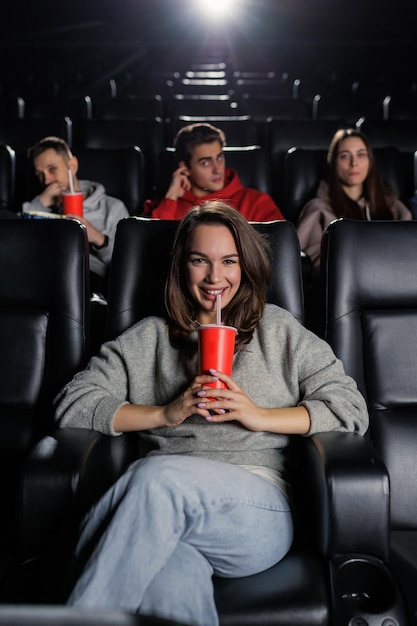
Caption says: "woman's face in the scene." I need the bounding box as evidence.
[335,136,370,189]
[185,224,241,325]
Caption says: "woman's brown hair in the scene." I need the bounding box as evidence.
[327,128,396,219]
[165,200,272,351]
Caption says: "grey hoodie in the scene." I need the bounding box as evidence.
[23,179,129,277]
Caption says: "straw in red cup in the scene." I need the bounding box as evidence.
[62,191,83,217]
[216,293,222,326]
[198,324,237,397]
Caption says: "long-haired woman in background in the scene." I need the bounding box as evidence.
[297,128,412,272]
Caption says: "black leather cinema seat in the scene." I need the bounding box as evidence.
[322,219,417,624]
[23,95,94,121]
[95,94,165,121]
[359,118,417,152]
[71,118,165,200]
[0,219,89,579]
[312,93,384,124]
[168,115,259,148]
[282,148,328,225]
[169,95,242,119]
[74,147,145,215]
[0,143,15,213]
[0,117,73,150]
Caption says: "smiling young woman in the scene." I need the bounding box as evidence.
[54,199,368,626]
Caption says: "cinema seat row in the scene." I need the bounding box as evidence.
[1,216,417,623]
[1,116,417,222]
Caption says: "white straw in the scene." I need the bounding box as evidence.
[68,168,75,193]
[216,294,222,326]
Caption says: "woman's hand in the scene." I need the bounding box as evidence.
[197,369,311,434]
[196,369,269,431]
[115,370,310,434]
[114,373,236,433]
[161,373,224,426]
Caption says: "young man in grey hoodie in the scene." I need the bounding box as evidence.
[23,136,129,295]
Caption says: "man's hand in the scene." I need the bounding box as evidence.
[164,165,191,200]
[64,215,106,248]
[38,182,66,208]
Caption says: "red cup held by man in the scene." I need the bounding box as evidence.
[62,191,84,217]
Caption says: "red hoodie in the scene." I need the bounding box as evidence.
[143,168,284,221]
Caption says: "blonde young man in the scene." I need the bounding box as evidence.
[23,136,129,294]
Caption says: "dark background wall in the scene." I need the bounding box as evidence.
[1,0,415,91]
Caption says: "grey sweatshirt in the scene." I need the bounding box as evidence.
[22,180,129,277]
[54,305,368,479]
[297,180,412,270]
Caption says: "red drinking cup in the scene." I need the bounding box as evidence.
[198,325,237,395]
[62,192,84,217]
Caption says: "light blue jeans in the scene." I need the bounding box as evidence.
[68,455,293,626]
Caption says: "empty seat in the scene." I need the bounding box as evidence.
[172,77,233,97]
[184,70,226,80]
[168,94,241,119]
[77,147,145,215]
[71,117,164,151]
[232,70,282,80]
[118,77,175,100]
[0,117,73,151]
[95,94,165,121]
[373,146,415,203]
[189,61,227,72]
[23,96,93,120]
[0,96,24,120]
[241,94,312,122]
[283,148,328,224]
[169,115,259,147]
[313,94,385,123]
[384,95,417,120]
[233,77,293,98]
[71,118,165,199]
[0,144,16,213]
[359,119,417,152]
[322,219,417,623]
[295,76,346,101]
